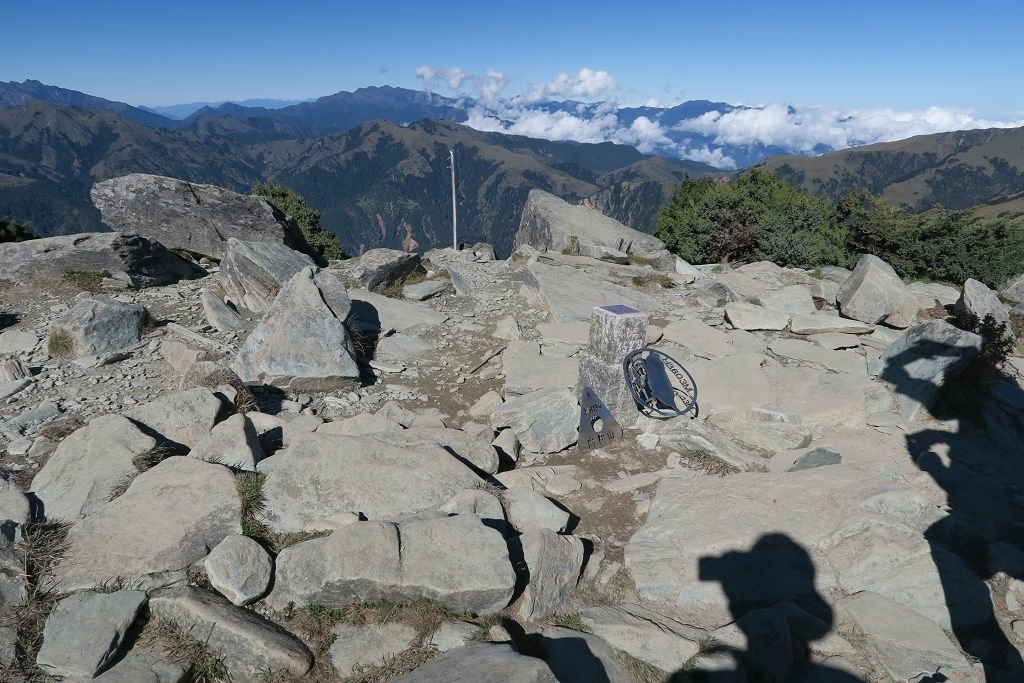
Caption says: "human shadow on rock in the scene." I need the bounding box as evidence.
[883,328,1024,680]
[668,533,861,682]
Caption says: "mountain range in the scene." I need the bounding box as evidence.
[0,100,714,255]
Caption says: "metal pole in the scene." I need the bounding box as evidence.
[449,148,457,250]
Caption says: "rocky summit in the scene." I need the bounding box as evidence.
[2,173,1024,682]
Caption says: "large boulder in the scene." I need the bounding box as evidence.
[516,528,584,621]
[625,468,985,631]
[491,387,578,454]
[267,516,516,614]
[204,534,273,606]
[232,267,359,390]
[523,260,660,323]
[47,297,145,359]
[879,320,984,420]
[0,232,199,288]
[218,238,315,313]
[31,414,156,521]
[954,278,1012,332]
[515,189,664,255]
[149,586,312,680]
[48,457,241,592]
[123,387,225,450]
[91,174,308,260]
[836,254,918,327]
[260,433,484,532]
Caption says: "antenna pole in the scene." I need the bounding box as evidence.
[449,148,457,250]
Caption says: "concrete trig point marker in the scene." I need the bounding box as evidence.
[577,304,648,450]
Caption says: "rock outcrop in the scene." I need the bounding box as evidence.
[218,237,317,313]
[515,189,664,255]
[0,232,199,288]
[92,173,308,260]
[837,254,919,327]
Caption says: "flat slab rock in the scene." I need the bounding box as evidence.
[48,457,241,593]
[625,467,985,631]
[260,433,484,532]
[122,387,224,450]
[267,515,515,615]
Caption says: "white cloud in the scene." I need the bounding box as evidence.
[675,104,1024,153]
[479,68,509,104]
[416,66,473,92]
[524,68,618,102]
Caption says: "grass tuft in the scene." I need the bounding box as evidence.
[675,448,739,477]
[631,273,675,289]
[139,617,228,683]
[46,329,74,358]
[550,612,591,633]
[615,650,666,683]
[60,269,110,293]
[9,520,71,680]
[108,444,178,501]
[234,472,330,551]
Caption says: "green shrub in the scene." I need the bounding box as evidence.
[0,216,35,243]
[253,181,348,261]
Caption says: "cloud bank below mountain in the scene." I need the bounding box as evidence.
[418,64,1024,169]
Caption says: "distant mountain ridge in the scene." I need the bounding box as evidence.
[0,101,718,255]
[759,127,1024,215]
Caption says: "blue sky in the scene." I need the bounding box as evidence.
[4,0,1022,117]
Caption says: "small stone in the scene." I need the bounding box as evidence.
[503,488,572,533]
[204,535,273,606]
[637,433,659,450]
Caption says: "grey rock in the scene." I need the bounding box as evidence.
[429,620,479,652]
[661,318,766,358]
[49,457,241,592]
[0,357,31,381]
[204,534,273,606]
[317,412,403,436]
[768,338,865,375]
[724,302,790,331]
[123,387,224,449]
[0,232,199,288]
[517,529,584,621]
[31,414,156,520]
[260,433,482,532]
[0,330,38,354]
[92,174,308,259]
[879,320,984,420]
[0,473,29,547]
[267,516,515,614]
[839,590,970,681]
[391,643,558,682]
[348,289,449,334]
[758,284,816,315]
[631,248,678,272]
[219,237,316,313]
[149,585,312,679]
[403,278,451,300]
[469,390,504,418]
[36,590,147,679]
[93,652,189,683]
[580,243,629,263]
[836,254,918,327]
[48,297,144,358]
[580,602,704,672]
[515,189,664,255]
[491,388,578,454]
[0,549,26,668]
[159,338,215,372]
[376,401,447,429]
[492,428,521,463]
[368,427,500,475]
[1000,273,1024,304]
[353,248,421,289]
[200,289,244,332]
[788,313,874,335]
[504,488,572,533]
[787,447,842,471]
[439,489,506,526]
[709,413,812,452]
[505,340,580,396]
[329,622,418,677]
[540,625,633,683]
[955,277,1012,332]
[232,267,359,390]
[189,413,265,471]
[523,260,660,323]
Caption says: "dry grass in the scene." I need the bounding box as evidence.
[139,617,227,683]
[60,269,110,293]
[550,612,591,633]
[46,329,74,358]
[372,266,430,298]
[348,645,438,682]
[631,273,675,289]
[108,444,178,501]
[7,520,71,681]
[616,650,668,683]
[179,365,258,413]
[675,448,739,477]
[37,415,85,442]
